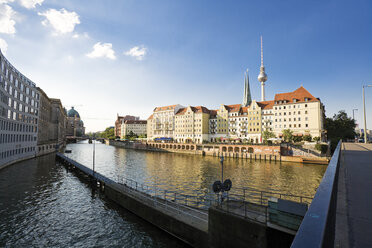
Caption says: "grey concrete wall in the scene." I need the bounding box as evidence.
[208,207,267,248]
[105,184,208,248]
[208,207,294,248]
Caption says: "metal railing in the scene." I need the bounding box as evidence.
[291,140,342,247]
[118,177,213,223]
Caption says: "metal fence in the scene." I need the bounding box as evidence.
[291,140,341,247]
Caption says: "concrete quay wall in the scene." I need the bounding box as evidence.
[105,184,208,247]
[208,207,294,248]
[108,140,329,164]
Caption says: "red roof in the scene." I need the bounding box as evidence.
[274,87,319,104]
[257,100,275,110]
[176,106,211,115]
[147,114,153,120]
[124,120,147,124]
[154,104,178,112]
[224,104,241,112]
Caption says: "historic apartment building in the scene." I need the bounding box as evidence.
[120,120,147,138]
[174,106,210,143]
[150,104,184,140]
[114,114,139,138]
[146,38,325,143]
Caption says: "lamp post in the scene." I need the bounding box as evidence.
[220,155,224,184]
[93,134,96,175]
[363,85,372,144]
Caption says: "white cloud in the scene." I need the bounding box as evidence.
[0,38,8,55]
[38,8,80,35]
[124,46,147,60]
[86,42,116,60]
[0,3,16,34]
[19,0,44,9]
[72,32,89,39]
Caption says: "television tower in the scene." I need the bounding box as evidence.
[257,36,268,101]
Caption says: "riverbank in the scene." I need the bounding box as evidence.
[107,140,330,165]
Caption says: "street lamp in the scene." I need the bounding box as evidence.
[93,134,96,174]
[363,85,372,144]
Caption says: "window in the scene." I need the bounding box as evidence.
[305,124,308,127]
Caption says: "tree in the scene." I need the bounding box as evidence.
[325,110,356,152]
[98,127,115,140]
[282,129,293,142]
[303,134,312,142]
[262,130,275,142]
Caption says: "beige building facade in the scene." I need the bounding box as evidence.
[120,120,147,138]
[174,106,210,143]
[148,104,183,141]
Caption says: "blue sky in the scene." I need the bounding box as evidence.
[1,0,371,132]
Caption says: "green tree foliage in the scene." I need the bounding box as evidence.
[303,134,312,142]
[98,127,115,140]
[262,130,275,142]
[313,136,320,142]
[282,129,293,142]
[293,136,303,143]
[315,143,328,154]
[325,110,356,152]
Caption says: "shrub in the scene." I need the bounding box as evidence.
[313,137,320,142]
[303,134,312,142]
[315,143,328,154]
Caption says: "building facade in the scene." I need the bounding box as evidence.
[120,120,147,138]
[37,88,67,155]
[66,107,85,137]
[0,49,40,168]
[114,114,139,138]
[174,106,210,143]
[148,104,183,141]
[0,49,69,168]
[272,87,325,139]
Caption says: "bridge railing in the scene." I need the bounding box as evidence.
[291,140,342,248]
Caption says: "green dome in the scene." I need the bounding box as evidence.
[67,107,80,118]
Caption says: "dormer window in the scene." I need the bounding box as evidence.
[305,98,308,102]
[293,99,297,103]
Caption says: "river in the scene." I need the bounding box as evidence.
[0,141,326,247]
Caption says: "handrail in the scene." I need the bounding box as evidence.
[291,140,342,248]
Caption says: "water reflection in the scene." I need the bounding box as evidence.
[0,153,188,247]
[66,141,326,199]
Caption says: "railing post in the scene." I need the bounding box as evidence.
[164,190,166,200]
[174,192,177,202]
[135,181,137,190]
[261,191,263,205]
[243,189,246,201]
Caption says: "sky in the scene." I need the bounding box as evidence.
[1,0,372,132]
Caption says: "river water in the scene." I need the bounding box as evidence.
[0,141,326,247]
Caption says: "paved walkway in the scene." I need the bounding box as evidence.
[335,143,372,247]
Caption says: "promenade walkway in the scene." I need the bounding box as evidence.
[335,143,372,247]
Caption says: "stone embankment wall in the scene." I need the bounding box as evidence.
[107,140,329,164]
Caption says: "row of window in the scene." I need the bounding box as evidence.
[0,119,36,133]
[275,124,309,128]
[275,117,308,122]
[274,104,308,110]
[0,146,35,160]
[0,133,36,143]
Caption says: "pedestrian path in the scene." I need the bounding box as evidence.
[335,143,372,247]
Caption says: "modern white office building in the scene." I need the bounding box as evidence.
[0,49,40,168]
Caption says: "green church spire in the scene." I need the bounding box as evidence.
[242,69,252,107]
